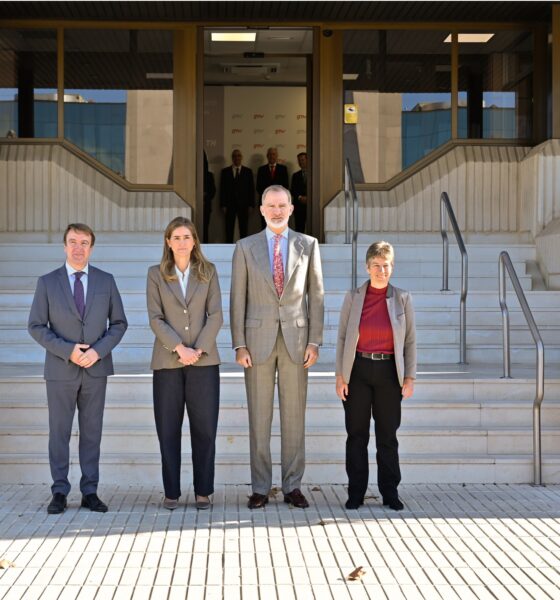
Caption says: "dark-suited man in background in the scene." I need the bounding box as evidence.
[220,149,255,243]
[256,148,289,229]
[230,185,324,510]
[290,151,308,234]
[28,223,128,514]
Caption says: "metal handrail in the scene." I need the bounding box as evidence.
[344,159,359,289]
[499,251,545,486]
[440,192,468,364]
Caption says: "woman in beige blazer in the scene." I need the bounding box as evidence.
[336,241,416,511]
[147,217,223,511]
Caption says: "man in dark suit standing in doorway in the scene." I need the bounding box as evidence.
[256,147,289,228]
[28,223,128,514]
[220,149,255,243]
[290,151,308,234]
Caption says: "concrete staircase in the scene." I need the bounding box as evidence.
[1,240,559,485]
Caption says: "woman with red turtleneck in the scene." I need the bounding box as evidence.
[336,241,417,511]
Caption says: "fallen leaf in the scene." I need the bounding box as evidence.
[268,487,280,497]
[347,566,366,581]
[0,559,14,569]
[317,520,326,526]
[311,486,321,491]
[363,495,377,501]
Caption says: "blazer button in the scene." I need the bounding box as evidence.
[183,309,187,314]
[185,326,189,330]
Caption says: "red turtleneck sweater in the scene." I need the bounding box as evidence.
[356,285,394,354]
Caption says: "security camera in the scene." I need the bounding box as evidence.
[323,29,333,38]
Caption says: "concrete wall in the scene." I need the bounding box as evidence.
[325,145,531,242]
[0,143,189,237]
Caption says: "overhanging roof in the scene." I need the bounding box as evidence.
[0,1,552,24]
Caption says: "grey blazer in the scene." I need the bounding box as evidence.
[28,265,128,380]
[336,281,417,387]
[147,264,223,370]
[230,228,324,365]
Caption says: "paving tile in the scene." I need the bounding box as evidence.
[0,484,559,599]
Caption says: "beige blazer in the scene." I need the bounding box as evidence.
[147,264,223,370]
[230,228,324,365]
[336,281,417,387]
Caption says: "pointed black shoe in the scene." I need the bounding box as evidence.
[81,493,108,513]
[345,498,364,510]
[47,493,67,514]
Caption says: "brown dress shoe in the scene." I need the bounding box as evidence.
[283,488,309,508]
[247,492,269,509]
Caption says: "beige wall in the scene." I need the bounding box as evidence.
[354,92,402,182]
[125,90,174,185]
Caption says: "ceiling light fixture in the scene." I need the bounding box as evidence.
[211,32,256,42]
[444,33,495,43]
[343,74,359,80]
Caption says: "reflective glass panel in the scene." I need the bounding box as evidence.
[458,31,533,139]
[0,29,58,138]
[343,30,451,183]
[64,29,173,184]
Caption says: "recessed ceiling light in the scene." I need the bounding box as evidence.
[343,73,359,80]
[444,33,495,43]
[146,73,173,80]
[211,32,256,42]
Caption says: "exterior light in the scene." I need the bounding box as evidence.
[444,33,495,43]
[211,32,256,42]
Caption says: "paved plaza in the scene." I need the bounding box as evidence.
[0,483,559,599]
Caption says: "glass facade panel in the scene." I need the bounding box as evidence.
[458,31,533,139]
[343,30,451,183]
[64,29,173,184]
[0,29,58,138]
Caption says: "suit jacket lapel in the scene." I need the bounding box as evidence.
[385,283,398,329]
[250,231,277,296]
[285,229,303,289]
[83,266,96,320]
[349,281,368,346]
[57,266,82,320]
[167,274,187,308]
[185,270,199,306]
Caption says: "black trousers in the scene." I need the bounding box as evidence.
[293,201,307,233]
[225,203,249,242]
[153,365,220,498]
[343,356,402,503]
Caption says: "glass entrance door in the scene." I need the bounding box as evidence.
[202,27,312,243]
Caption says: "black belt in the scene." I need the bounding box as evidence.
[356,352,394,361]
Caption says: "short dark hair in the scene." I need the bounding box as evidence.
[63,223,96,247]
[297,152,307,159]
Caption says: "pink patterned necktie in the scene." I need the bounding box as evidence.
[273,234,284,297]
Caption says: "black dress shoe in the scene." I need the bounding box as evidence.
[47,493,67,514]
[248,492,269,509]
[345,498,364,510]
[283,489,309,508]
[81,493,108,513]
[383,498,404,511]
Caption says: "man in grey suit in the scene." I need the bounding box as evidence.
[28,223,128,514]
[230,185,324,509]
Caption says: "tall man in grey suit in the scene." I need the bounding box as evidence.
[28,223,128,514]
[230,185,324,509]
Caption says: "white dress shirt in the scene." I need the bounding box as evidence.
[265,227,288,274]
[175,264,190,298]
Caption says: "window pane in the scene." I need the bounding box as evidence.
[343,30,451,183]
[458,31,533,139]
[0,29,58,138]
[64,29,173,184]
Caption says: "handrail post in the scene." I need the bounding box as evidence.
[499,254,511,378]
[344,162,350,245]
[440,192,468,364]
[345,158,359,290]
[498,251,545,486]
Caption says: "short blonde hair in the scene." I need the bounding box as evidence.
[366,240,394,265]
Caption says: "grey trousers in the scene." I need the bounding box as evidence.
[244,330,308,495]
[46,370,107,496]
